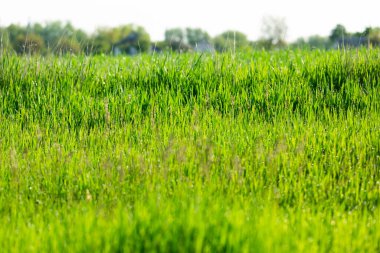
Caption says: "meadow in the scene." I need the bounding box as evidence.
[0,49,379,252]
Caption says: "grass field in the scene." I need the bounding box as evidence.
[0,49,380,252]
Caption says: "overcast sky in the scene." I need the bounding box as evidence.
[1,0,379,42]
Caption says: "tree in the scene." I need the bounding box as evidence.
[28,21,85,54]
[308,35,331,49]
[92,28,116,54]
[185,28,211,47]
[364,27,380,46]
[39,21,66,48]
[115,26,151,54]
[0,28,13,53]
[290,38,307,49]
[93,24,151,54]
[14,33,45,55]
[254,38,275,50]
[164,28,191,52]
[93,25,132,54]
[165,28,186,43]
[6,24,26,51]
[329,24,348,42]
[213,30,249,52]
[55,38,81,55]
[260,16,288,48]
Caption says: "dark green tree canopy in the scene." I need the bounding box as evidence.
[329,24,348,42]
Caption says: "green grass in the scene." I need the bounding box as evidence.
[0,49,380,252]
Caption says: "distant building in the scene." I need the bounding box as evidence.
[113,32,139,55]
[194,41,214,53]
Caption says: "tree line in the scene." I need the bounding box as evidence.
[0,20,379,55]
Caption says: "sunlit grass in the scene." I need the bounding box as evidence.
[0,49,379,252]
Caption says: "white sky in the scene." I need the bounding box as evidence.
[1,0,379,42]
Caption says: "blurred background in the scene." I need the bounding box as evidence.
[1,0,379,54]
